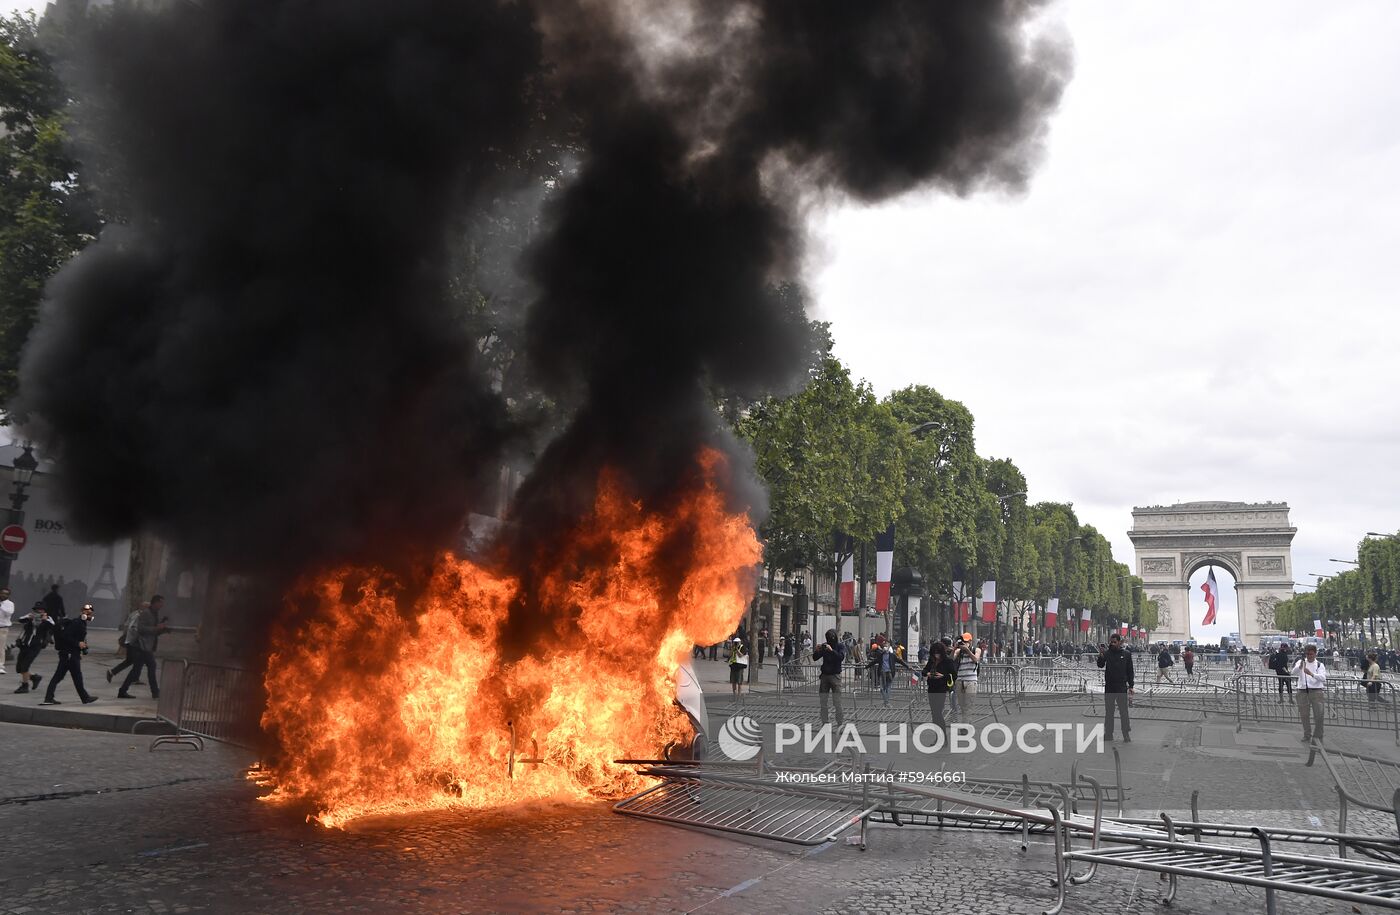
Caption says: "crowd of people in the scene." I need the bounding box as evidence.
[689,623,1397,751]
[1,588,169,704]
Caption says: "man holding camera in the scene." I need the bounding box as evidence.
[1097,634,1134,742]
[1293,643,1328,744]
[952,633,981,721]
[42,603,97,705]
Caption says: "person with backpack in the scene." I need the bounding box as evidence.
[952,633,981,721]
[724,637,748,696]
[42,603,97,705]
[1156,643,1174,684]
[1269,644,1294,703]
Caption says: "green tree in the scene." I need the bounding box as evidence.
[0,11,99,415]
[739,357,905,631]
[883,386,981,597]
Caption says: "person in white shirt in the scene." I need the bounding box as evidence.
[0,587,14,675]
[1292,643,1328,743]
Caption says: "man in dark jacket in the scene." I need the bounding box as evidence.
[1269,645,1293,703]
[42,603,96,705]
[40,583,66,620]
[812,629,846,728]
[1097,634,1134,742]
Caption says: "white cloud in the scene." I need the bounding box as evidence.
[810,0,1400,636]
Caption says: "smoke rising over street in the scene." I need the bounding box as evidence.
[18,0,1071,620]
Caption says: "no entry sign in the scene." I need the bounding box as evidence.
[1,524,27,553]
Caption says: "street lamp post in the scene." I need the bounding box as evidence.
[0,443,39,590]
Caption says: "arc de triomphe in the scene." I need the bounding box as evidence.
[1128,501,1295,646]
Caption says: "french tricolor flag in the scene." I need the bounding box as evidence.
[980,580,997,623]
[1314,618,1324,637]
[837,533,855,613]
[874,524,895,612]
[1201,567,1220,626]
[1044,597,1059,628]
[1079,608,1092,633]
[952,581,970,622]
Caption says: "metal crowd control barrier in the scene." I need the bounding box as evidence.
[1234,674,1400,744]
[133,658,260,750]
[1306,744,1400,837]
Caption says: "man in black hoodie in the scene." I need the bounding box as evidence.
[43,604,97,705]
[1097,634,1134,742]
[812,629,846,728]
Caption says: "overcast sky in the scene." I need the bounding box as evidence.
[6,0,1397,640]
[808,1,1400,641]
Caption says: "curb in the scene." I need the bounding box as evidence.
[0,702,174,736]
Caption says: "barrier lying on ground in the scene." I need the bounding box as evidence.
[133,658,260,750]
[615,753,1400,914]
[1307,743,1400,838]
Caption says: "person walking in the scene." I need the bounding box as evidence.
[724,637,748,696]
[1364,651,1386,704]
[866,635,911,706]
[107,602,149,684]
[42,604,97,706]
[40,583,66,620]
[1182,646,1195,678]
[1155,643,1174,684]
[117,602,160,699]
[1269,644,1294,703]
[0,586,13,675]
[921,641,957,735]
[12,605,53,694]
[1293,643,1327,743]
[812,628,846,728]
[1097,634,1134,742]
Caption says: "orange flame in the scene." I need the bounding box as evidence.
[260,449,759,826]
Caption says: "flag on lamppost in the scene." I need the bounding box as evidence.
[874,524,895,612]
[1045,597,1059,628]
[1201,567,1220,626]
[952,581,970,622]
[1080,608,1092,633]
[980,581,997,623]
[1314,618,1324,637]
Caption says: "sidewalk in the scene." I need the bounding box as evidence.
[0,627,199,734]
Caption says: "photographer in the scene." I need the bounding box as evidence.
[42,604,97,705]
[951,633,981,721]
[1097,634,1134,742]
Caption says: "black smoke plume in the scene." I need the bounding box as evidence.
[18,0,1070,643]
